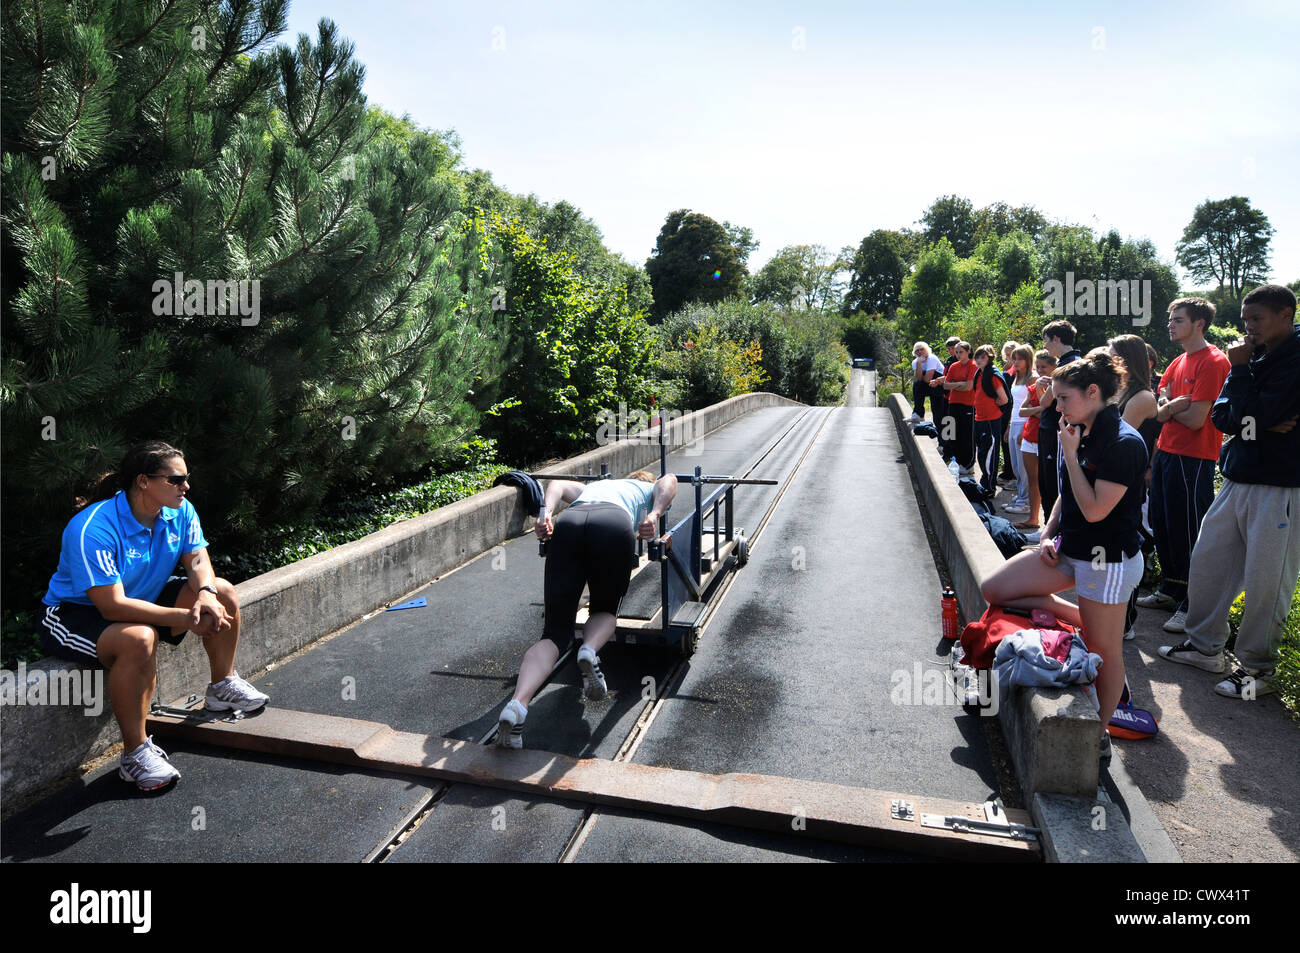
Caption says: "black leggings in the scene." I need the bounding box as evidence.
[542,502,636,648]
[945,404,975,470]
[911,379,931,418]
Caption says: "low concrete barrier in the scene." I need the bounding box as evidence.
[886,393,1101,799]
[1,392,802,809]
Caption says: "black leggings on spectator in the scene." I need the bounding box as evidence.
[946,404,975,471]
[912,379,932,418]
[542,502,636,649]
[975,417,1003,496]
[1038,433,1059,518]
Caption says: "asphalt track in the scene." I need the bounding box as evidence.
[3,397,1005,863]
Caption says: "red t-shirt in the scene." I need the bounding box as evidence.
[974,368,1007,421]
[1022,384,1042,442]
[944,360,978,406]
[1155,345,1231,461]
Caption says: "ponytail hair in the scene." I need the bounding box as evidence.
[1107,334,1152,408]
[1052,349,1127,405]
[79,440,184,509]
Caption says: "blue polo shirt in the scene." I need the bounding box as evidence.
[43,491,209,607]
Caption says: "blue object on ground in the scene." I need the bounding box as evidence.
[386,597,428,611]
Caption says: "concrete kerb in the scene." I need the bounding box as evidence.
[1,393,803,810]
[885,394,1163,862]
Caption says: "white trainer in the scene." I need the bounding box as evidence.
[205,671,270,712]
[1162,610,1188,634]
[576,644,608,700]
[497,699,526,749]
[119,736,181,791]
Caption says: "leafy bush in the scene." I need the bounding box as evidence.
[1226,585,1300,719]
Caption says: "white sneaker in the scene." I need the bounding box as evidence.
[909,412,921,424]
[1158,639,1226,673]
[205,671,270,712]
[497,699,526,748]
[576,644,608,700]
[1136,591,1177,610]
[1215,667,1276,699]
[119,736,181,791]
[1002,503,1030,514]
[1162,610,1187,634]
[1123,627,1136,641]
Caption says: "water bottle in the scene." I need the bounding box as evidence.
[941,586,959,641]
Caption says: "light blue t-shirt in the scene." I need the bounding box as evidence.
[43,491,209,606]
[571,479,656,527]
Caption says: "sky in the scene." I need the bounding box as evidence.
[280,0,1299,284]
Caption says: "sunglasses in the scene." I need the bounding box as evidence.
[148,473,192,486]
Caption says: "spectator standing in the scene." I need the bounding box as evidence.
[910,342,945,424]
[1015,349,1058,530]
[934,341,978,476]
[1137,298,1232,633]
[1159,285,1300,699]
[1003,344,1036,517]
[973,345,1010,497]
[1036,321,1084,518]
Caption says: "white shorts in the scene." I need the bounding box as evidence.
[1057,551,1144,605]
[1021,440,1038,455]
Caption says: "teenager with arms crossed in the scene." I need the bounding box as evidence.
[931,341,978,476]
[39,441,267,791]
[982,352,1148,762]
[972,344,1009,498]
[1016,349,1057,531]
[1137,299,1232,633]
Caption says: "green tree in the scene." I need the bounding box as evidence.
[645,209,747,320]
[899,239,961,344]
[751,244,844,311]
[2,8,500,607]
[843,230,907,316]
[920,195,977,257]
[1175,196,1273,299]
[476,214,653,461]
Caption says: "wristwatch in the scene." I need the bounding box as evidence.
[198,584,219,596]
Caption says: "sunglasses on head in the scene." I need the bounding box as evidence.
[148,473,192,486]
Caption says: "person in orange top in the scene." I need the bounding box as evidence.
[932,341,978,475]
[1017,350,1059,529]
[973,345,1009,497]
[1136,298,1232,632]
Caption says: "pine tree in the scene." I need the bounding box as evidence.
[2,3,501,606]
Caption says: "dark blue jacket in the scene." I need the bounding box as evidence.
[1213,326,1300,487]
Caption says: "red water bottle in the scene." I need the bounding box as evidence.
[941,586,959,641]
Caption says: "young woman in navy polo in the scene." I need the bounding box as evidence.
[39,441,268,790]
[982,351,1148,756]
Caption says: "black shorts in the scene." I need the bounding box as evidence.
[39,576,191,668]
[541,503,637,648]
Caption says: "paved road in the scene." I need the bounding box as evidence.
[3,404,1005,863]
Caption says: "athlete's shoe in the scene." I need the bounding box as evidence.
[1002,503,1030,515]
[1123,627,1136,641]
[1136,591,1177,610]
[205,671,269,712]
[1215,667,1276,700]
[119,736,181,791]
[1157,640,1226,673]
[576,644,608,700]
[908,412,921,424]
[497,700,526,748]
[1161,610,1188,633]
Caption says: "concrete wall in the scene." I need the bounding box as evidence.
[2,392,803,809]
[886,393,1101,800]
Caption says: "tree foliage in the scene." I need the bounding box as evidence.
[645,209,747,319]
[843,230,907,317]
[1175,196,1273,299]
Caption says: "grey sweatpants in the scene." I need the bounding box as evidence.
[1183,479,1300,670]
